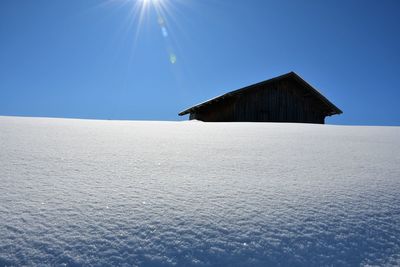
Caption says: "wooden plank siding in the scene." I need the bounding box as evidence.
[191,80,326,123]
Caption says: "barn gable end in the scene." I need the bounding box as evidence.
[179,72,342,124]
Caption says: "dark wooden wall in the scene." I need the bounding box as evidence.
[190,79,329,124]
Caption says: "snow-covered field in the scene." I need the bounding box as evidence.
[0,116,399,267]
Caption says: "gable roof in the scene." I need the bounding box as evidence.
[178,72,343,116]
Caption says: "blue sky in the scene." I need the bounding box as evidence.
[0,0,399,125]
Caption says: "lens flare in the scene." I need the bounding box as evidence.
[169,54,177,64]
[151,1,178,65]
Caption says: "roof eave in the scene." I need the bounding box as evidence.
[290,72,343,116]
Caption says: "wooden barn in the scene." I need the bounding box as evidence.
[178,72,342,124]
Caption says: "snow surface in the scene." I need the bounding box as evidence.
[0,116,400,267]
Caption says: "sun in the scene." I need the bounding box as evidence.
[141,0,161,6]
